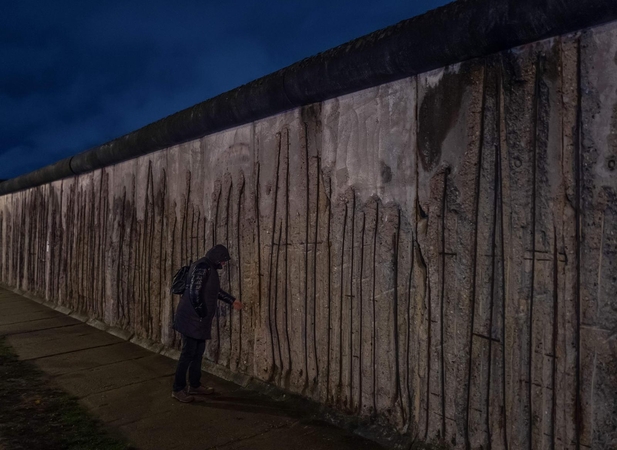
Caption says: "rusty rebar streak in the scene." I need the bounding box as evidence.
[551,225,559,450]
[574,37,582,450]
[274,221,284,378]
[148,166,156,336]
[90,182,96,315]
[359,211,366,413]
[372,201,378,414]
[497,62,510,450]
[304,122,310,390]
[407,226,416,428]
[212,181,219,249]
[440,169,448,439]
[158,169,167,341]
[54,180,65,304]
[71,188,77,309]
[266,133,283,380]
[348,191,355,407]
[147,161,155,335]
[394,208,404,420]
[487,69,500,449]
[419,237,430,441]
[170,215,178,345]
[79,187,86,312]
[465,63,488,450]
[313,155,320,384]
[528,54,543,450]
[413,74,421,438]
[339,200,348,393]
[226,178,233,368]
[181,172,191,268]
[213,182,222,363]
[66,183,74,308]
[97,171,104,318]
[237,176,245,370]
[326,177,333,402]
[117,188,127,321]
[255,161,263,330]
[102,175,109,316]
[129,174,136,328]
[284,133,292,384]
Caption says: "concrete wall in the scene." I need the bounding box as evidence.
[1,21,617,449]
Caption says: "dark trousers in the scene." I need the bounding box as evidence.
[172,335,206,392]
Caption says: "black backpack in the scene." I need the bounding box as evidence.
[170,261,192,295]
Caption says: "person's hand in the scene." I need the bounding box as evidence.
[233,300,243,310]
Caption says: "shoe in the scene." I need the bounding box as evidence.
[187,385,214,396]
[172,390,195,403]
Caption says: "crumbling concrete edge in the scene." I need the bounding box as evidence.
[0,283,412,449]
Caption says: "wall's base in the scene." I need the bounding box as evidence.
[0,284,437,450]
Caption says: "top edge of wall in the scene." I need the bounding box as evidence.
[1,0,616,195]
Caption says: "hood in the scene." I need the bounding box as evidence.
[205,244,231,268]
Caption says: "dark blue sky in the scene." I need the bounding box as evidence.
[0,0,450,180]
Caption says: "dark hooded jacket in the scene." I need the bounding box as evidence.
[173,245,236,340]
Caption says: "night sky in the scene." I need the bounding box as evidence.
[1,0,450,180]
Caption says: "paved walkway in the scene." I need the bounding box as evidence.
[0,288,382,450]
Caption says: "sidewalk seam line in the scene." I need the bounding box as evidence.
[2,323,83,336]
[22,341,124,361]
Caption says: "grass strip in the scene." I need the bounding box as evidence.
[0,336,135,450]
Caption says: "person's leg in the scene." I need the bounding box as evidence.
[172,335,198,392]
[188,339,206,388]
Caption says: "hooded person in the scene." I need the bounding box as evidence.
[171,244,242,402]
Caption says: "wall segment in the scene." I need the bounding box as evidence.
[1,9,617,450]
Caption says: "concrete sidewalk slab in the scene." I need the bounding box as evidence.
[6,323,123,360]
[0,288,383,450]
[0,309,60,325]
[34,341,152,376]
[0,314,79,335]
[54,355,176,399]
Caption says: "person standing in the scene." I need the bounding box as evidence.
[171,244,242,402]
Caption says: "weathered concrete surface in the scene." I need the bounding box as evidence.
[1,20,617,450]
[0,289,382,450]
